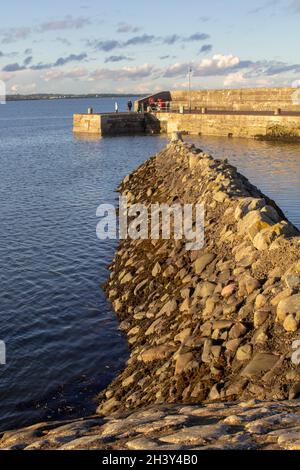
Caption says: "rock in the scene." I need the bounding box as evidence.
[289,383,300,400]
[175,328,192,343]
[122,375,136,388]
[163,265,176,278]
[269,267,283,279]
[214,191,228,203]
[239,275,261,296]
[120,273,133,285]
[180,287,191,300]
[241,353,279,378]
[175,353,194,375]
[152,262,162,277]
[236,344,253,362]
[141,345,174,363]
[253,222,297,251]
[283,262,300,289]
[229,323,247,339]
[226,339,242,353]
[211,346,222,361]
[203,298,216,318]
[134,279,148,296]
[277,294,300,322]
[255,294,267,309]
[285,275,300,290]
[283,314,299,332]
[200,321,213,337]
[159,424,229,445]
[271,288,293,307]
[194,282,216,298]
[202,339,212,363]
[213,320,234,330]
[127,437,159,450]
[237,210,275,237]
[159,299,178,317]
[234,198,266,221]
[251,328,268,345]
[209,384,221,401]
[194,253,216,275]
[221,284,237,298]
[179,298,190,312]
[254,310,269,328]
[119,320,131,332]
[97,398,119,415]
[145,318,163,336]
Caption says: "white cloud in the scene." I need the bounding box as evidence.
[164,54,240,78]
[39,16,91,32]
[10,82,37,93]
[41,67,88,82]
[89,64,155,81]
[224,71,246,87]
[41,70,64,82]
[195,54,240,75]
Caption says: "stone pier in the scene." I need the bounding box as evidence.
[73,112,160,136]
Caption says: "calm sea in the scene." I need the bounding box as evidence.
[0,97,299,432]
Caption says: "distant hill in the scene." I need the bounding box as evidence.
[6,93,143,102]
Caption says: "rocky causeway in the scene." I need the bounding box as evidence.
[2,135,300,451]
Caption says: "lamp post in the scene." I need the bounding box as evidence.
[188,66,192,112]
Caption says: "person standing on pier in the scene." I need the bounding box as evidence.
[115,102,119,113]
[127,100,133,112]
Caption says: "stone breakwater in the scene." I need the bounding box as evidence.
[98,137,300,415]
[1,137,300,451]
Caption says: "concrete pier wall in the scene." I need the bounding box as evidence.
[73,113,101,134]
[73,112,159,136]
[156,112,300,139]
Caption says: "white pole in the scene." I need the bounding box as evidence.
[188,67,192,112]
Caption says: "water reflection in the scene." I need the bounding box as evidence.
[188,136,300,229]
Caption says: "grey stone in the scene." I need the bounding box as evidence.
[241,353,279,378]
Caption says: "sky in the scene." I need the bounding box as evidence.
[0,0,300,94]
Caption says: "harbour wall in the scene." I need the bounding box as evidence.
[170,87,300,112]
[74,87,300,140]
[73,112,160,136]
[134,87,300,113]
[156,112,300,139]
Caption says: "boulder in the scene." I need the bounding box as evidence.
[141,345,174,363]
[175,353,194,375]
[152,262,162,277]
[236,344,253,362]
[221,284,237,298]
[237,210,275,237]
[229,323,247,339]
[194,282,216,298]
[254,310,269,328]
[234,198,266,221]
[277,294,300,322]
[194,253,216,275]
[159,299,178,317]
[241,353,279,378]
[283,314,299,332]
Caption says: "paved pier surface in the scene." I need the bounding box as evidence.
[1,401,300,450]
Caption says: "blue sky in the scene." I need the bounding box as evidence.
[0,0,300,94]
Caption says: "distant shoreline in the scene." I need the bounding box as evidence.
[5,94,143,103]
